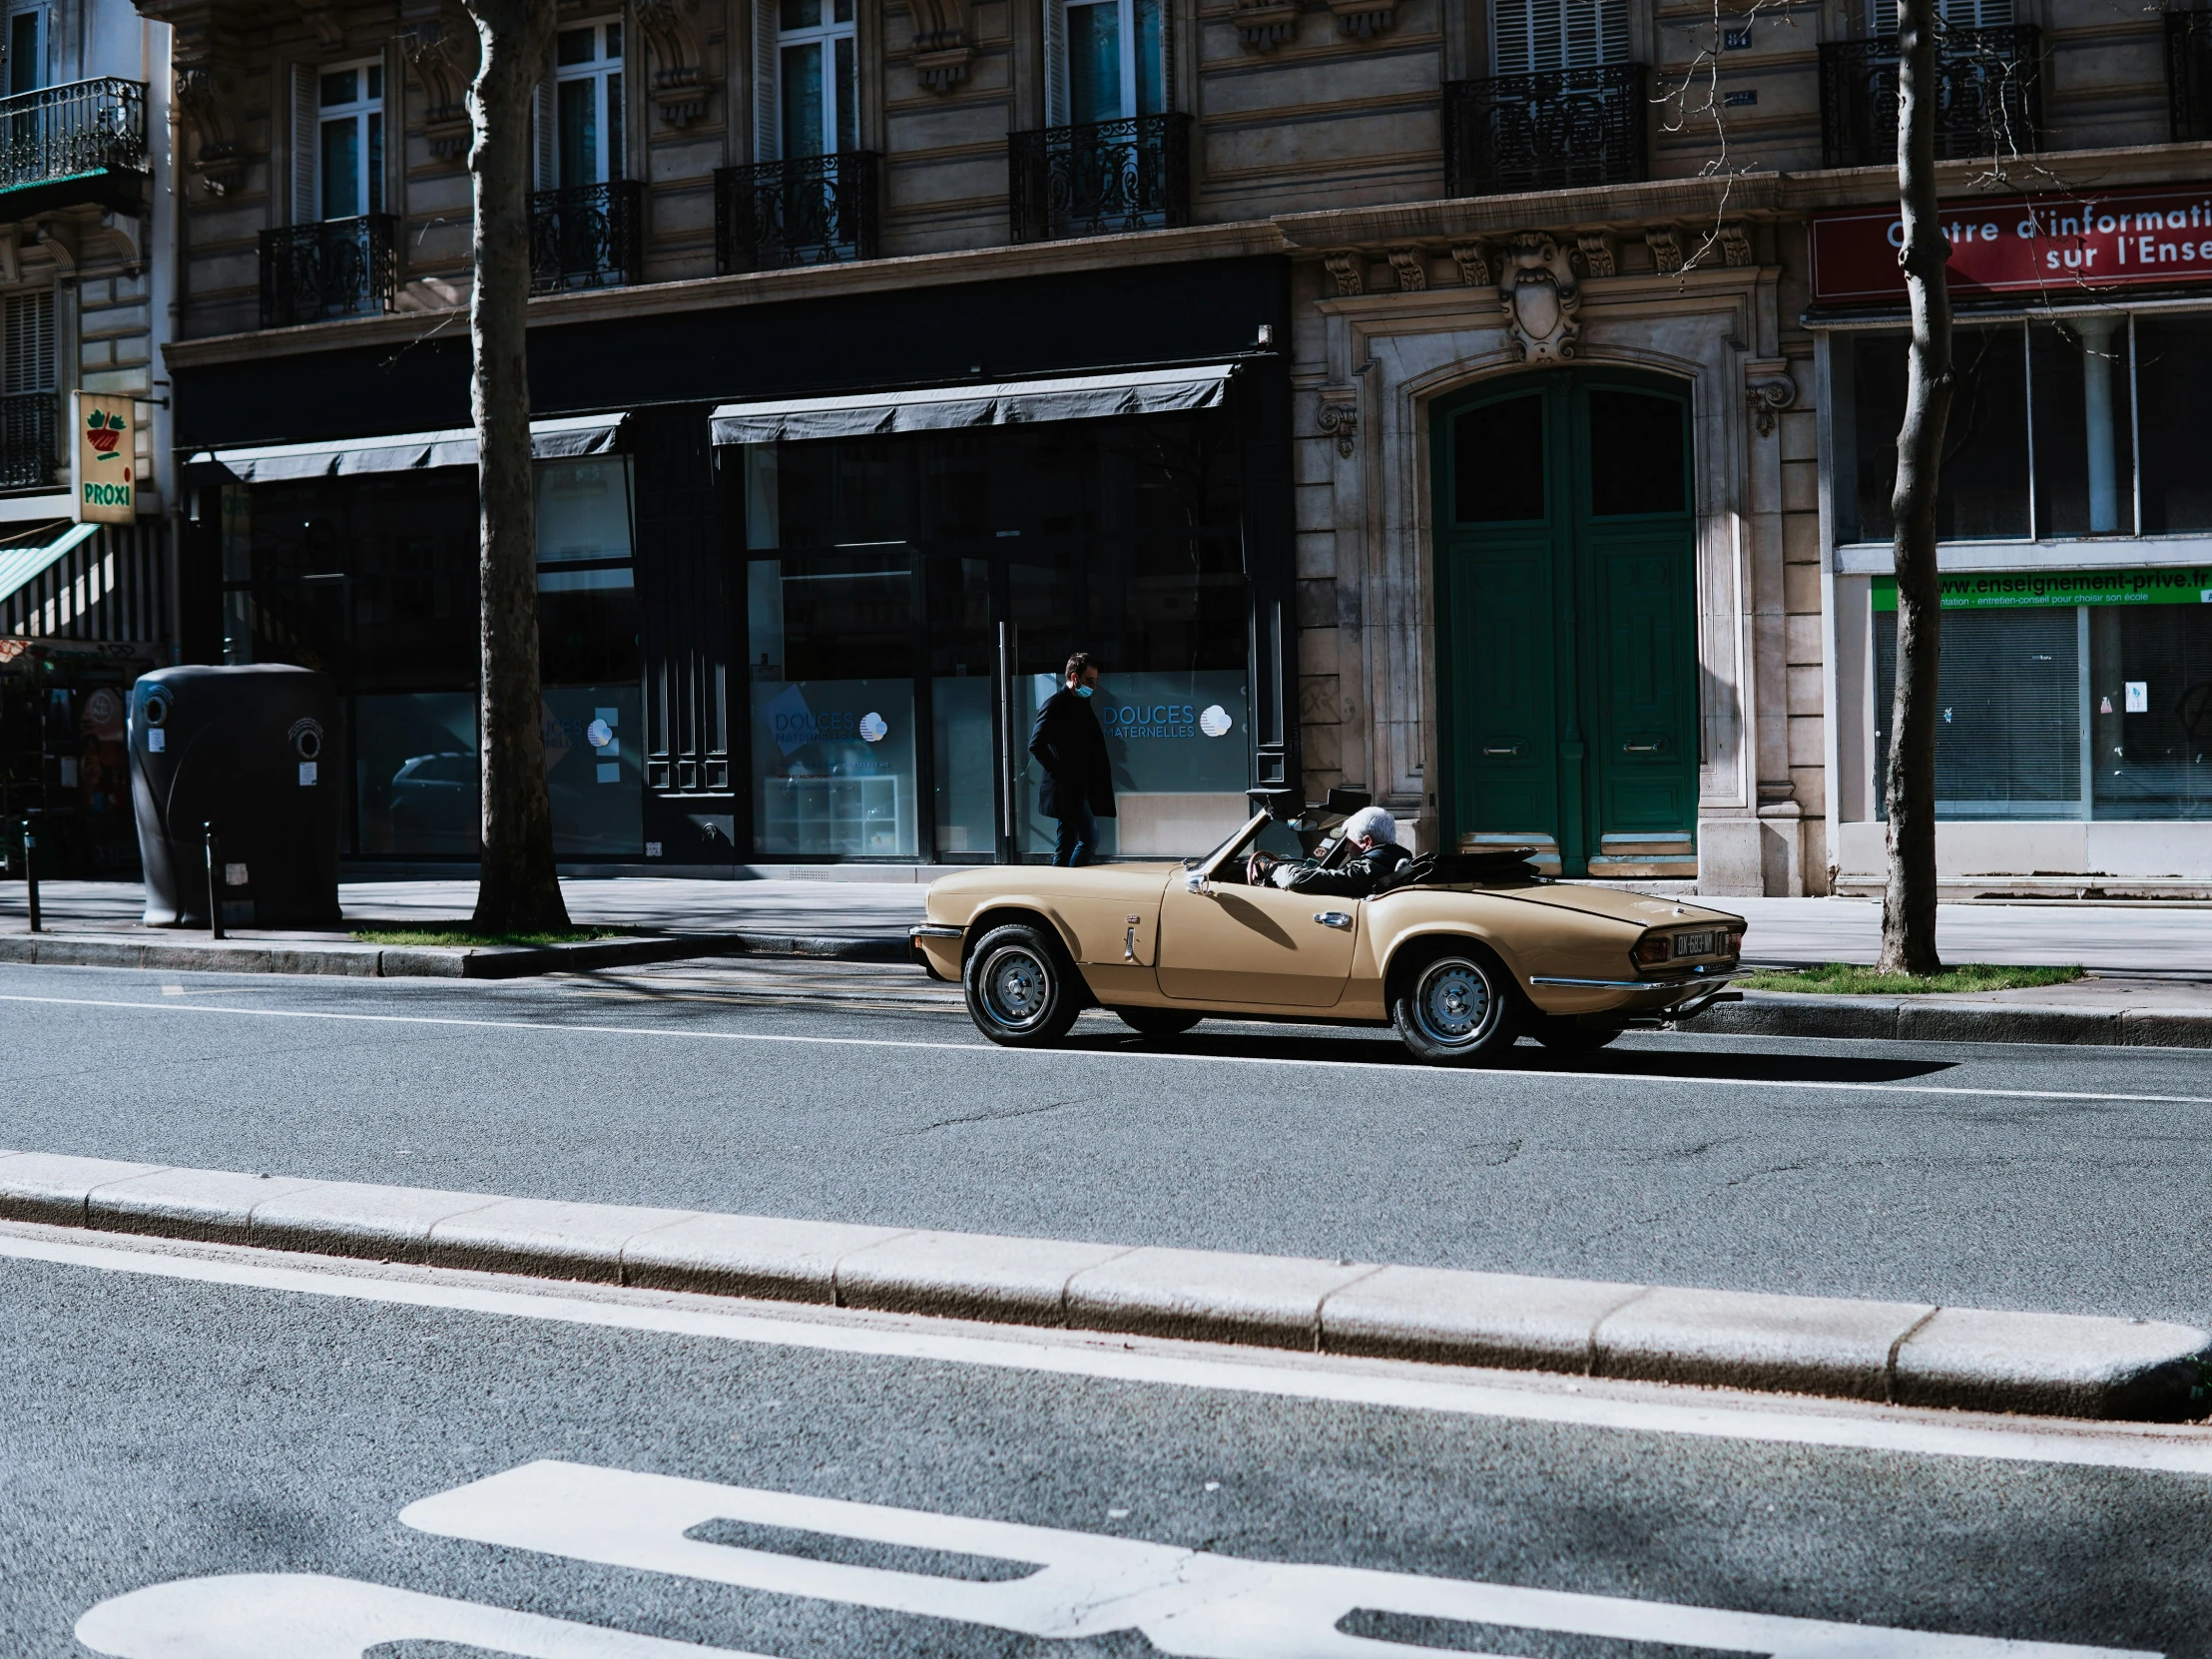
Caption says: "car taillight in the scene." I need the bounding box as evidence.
[1633,934,1672,967]
[1721,928,1744,957]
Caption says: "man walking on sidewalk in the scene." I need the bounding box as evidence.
[1029,652,1116,866]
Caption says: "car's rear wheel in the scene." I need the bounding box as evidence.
[1114,1005,1202,1040]
[1527,1013,1625,1054]
[1390,947,1520,1066]
[963,923,1083,1047]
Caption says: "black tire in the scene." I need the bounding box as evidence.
[1528,1012,1625,1054]
[963,922,1084,1047]
[1114,1005,1203,1040]
[1389,945,1522,1066]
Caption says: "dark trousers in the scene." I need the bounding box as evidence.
[1052,802,1098,867]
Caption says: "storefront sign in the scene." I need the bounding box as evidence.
[1873,568,2212,610]
[71,392,135,524]
[1811,188,2212,304]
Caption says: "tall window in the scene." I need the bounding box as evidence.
[6,6,43,95]
[554,20,624,185]
[317,62,383,219]
[778,0,856,157]
[1065,0,1163,124]
[1490,0,1627,72]
[1872,0,2011,33]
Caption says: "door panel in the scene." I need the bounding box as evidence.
[1448,531,1558,835]
[1156,880,1357,1005]
[1589,533,1698,832]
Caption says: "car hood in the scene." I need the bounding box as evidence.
[1487,882,1744,931]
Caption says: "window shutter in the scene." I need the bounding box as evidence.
[754,0,780,161]
[1492,0,1624,71]
[1042,0,1068,126]
[290,62,317,222]
[4,290,53,395]
[534,76,556,187]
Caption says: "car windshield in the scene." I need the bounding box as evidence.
[1187,811,1355,874]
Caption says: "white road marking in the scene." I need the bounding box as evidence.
[74,1572,774,1658]
[393,1458,2153,1659]
[6,1225,2212,1477]
[1,989,2206,1108]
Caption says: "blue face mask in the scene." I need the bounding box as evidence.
[1074,684,1094,699]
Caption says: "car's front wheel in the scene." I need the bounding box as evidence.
[963,923,1084,1047]
[1390,947,1521,1066]
[1114,1005,1203,1040]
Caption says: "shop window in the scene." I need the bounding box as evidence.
[1874,605,2082,818]
[536,455,640,687]
[2030,320,2133,537]
[2088,604,2212,820]
[2134,317,2212,534]
[1847,326,2029,543]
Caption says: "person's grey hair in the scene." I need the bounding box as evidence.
[1342,807,1397,845]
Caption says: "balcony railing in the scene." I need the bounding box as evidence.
[0,77,146,215]
[259,214,397,329]
[1441,65,1647,198]
[1819,26,2041,170]
[530,180,644,292]
[716,152,882,274]
[1009,113,1191,244]
[2169,10,2212,142]
[0,391,56,491]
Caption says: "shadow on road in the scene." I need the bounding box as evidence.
[1057,1026,1957,1085]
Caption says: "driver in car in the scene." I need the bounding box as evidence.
[1247,806,1411,898]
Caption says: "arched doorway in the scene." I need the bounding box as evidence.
[1430,369,1698,877]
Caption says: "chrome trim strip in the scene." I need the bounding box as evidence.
[1531,969,1743,990]
[908,924,964,939]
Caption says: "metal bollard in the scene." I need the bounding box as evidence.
[205,823,223,940]
[20,817,37,934]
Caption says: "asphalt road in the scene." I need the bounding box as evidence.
[9,1224,2212,1658]
[7,961,2212,1327]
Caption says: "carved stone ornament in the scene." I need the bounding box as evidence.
[1497,233,1580,363]
[400,13,477,165]
[174,63,243,198]
[1233,0,1301,49]
[299,0,346,51]
[906,0,974,89]
[1574,232,1615,278]
[635,0,712,124]
[1644,225,1684,276]
[1322,251,1364,297]
[1326,0,1398,36]
[1718,221,1755,268]
[1745,359,1797,436]
[1448,241,1491,287]
[1386,248,1427,292]
[1318,401,1358,458]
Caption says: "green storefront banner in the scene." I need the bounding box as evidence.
[1872,568,2212,610]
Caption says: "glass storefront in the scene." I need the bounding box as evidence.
[220,456,644,857]
[741,410,1254,860]
[1872,572,2212,821]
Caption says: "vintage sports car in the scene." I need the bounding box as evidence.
[909,793,1745,1066]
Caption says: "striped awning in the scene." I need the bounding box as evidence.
[710,362,1237,445]
[0,520,98,608]
[188,412,628,482]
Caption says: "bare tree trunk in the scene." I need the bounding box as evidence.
[1879,0,1952,976]
[464,0,568,933]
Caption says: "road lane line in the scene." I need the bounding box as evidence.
[0,989,2207,1107]
[6,1225,2212,1478]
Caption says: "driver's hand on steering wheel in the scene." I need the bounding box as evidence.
[1246,851,1275,886]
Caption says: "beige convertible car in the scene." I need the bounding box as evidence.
[909,795,1745,1065]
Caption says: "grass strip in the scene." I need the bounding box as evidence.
[1735,962,2084,995]
[348,925,636,949]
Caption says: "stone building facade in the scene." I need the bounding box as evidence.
[128,0,2212,891]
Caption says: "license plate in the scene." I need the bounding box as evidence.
[1673,931,1715,958]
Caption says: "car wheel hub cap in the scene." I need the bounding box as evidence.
[1419,964,1488,1042]
[987,951,1047,1026]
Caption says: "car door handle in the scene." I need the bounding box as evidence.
[1314,911,1354,930]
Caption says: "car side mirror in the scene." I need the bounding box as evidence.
[1184,869,1211,895]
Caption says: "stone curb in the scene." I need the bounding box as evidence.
[1693,991,2212,1049]
[0,929,905,978]
[3,1148,2204,1421]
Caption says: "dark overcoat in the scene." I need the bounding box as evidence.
[1028,687,1117,819]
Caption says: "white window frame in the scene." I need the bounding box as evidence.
[1056,0,1166,125]
[550,17,625,187]
[774,0,857,160]
[4,5,45,98]
[312,57,384,221]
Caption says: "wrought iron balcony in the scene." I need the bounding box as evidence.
[259,214,397,329]
[0,77,146,217]
[530,180,645,292]
[1819,26,2041,170]
[1442,65,1647,198]
[2169,10,2212,142]
[0,391,56,491]
[1009,113,1191,244]
[716,152,882,274]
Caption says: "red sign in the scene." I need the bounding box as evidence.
[1810,186,2212,304]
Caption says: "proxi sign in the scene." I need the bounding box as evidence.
[71,391,135,524]
[1810,186,2212,304]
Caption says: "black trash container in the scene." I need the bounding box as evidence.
[129,665,341,927]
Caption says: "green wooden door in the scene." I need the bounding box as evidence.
[1432,372,1697,874]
